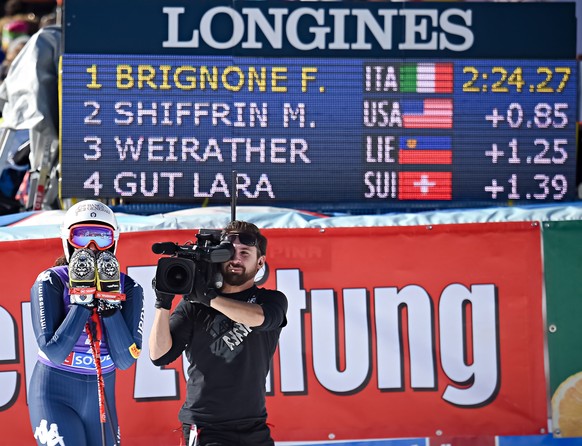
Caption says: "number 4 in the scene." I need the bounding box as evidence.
[84,171,103,196]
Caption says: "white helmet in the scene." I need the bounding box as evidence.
[61,200,119,261]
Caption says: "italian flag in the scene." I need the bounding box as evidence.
[400,63,453,93]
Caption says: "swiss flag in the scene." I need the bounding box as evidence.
[398,171,452,200]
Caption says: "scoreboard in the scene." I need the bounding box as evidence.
[61,0,578,212]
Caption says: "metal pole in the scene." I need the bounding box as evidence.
[231,170,237,222]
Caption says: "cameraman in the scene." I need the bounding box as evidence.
[149,220,288,446]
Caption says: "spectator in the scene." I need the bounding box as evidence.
[0,34,29,82]
[1,19,34,54]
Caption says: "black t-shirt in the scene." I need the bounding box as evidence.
[152,285,288,426]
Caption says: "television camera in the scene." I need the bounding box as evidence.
[152,170,240,296]
[152,229,234,295]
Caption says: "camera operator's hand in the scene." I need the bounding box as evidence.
[152,277,175,310]
[185,263,218,307]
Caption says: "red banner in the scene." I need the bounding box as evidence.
[0,223,547,445]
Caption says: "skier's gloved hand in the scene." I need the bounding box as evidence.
[95,251,125,316]
[96,251,121,293]
[69,248,97,308]
[152,277,175,310]
[97,298,121,317]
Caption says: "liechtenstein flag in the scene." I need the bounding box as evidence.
[399,136,452,165]
[401,99,453,129]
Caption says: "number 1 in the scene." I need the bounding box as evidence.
[508,174,520,199]
[86,65,102,89]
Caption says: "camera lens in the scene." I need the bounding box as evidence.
[166,264,188,288]
[155,257,195,295]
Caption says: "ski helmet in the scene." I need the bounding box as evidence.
[61,200,119,261]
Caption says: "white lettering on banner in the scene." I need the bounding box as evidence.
[14,266,499,408]
[277,269,308,393]
[277,272,499,406]
[376,285,436,390]
[0,306,18,409]
[375,283,499,406]
[163,6,474,52]
[440,284,499,406]
[311,288,371,393]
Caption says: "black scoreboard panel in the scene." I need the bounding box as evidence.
[61,1,577,212]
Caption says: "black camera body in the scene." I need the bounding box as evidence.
[152,229,234,295]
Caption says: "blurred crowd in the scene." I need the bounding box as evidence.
[0,0,56,84]
[0,1,57,214]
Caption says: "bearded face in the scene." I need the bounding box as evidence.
[221,262,256,286]
[220,241,264,288]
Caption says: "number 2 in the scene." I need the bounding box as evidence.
[84,101,101,124]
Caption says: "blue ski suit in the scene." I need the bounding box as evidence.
[29,265,144,446]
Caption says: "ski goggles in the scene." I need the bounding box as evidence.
[69,224,115,250]
[221,232,258,247]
